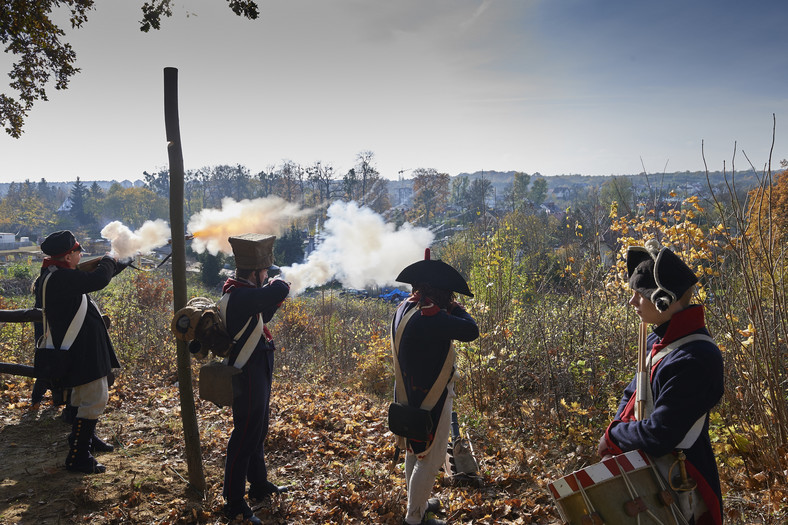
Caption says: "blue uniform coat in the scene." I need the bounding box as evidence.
[393,298,479,453]
[604,305,724,525]
[221,277,289,503]
[33,257,120,388]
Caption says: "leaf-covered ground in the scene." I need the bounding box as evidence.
[0,368,785,524]
[0,368,561,525]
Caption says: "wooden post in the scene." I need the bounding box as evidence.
[164,67,206,494]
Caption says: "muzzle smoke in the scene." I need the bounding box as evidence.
[100,220,171,259]
[189,196,313,255]
[283,201,434,295]
[98,197,433,296]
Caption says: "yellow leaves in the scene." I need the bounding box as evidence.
[730,432,752,453]
[560,398,588,415]
[609,201,619,218]
[738,323,755,338]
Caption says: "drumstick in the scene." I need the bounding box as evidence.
[635,321,648,420]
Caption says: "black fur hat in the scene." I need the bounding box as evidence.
[626,240,698,312]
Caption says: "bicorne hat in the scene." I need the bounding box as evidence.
[626,239,698,312]
[395,248,473,297]
[228,233,276,270]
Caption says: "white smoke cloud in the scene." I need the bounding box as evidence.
[188,196,313,255]
[100,219,171,259]
[283,201,434,295]
[97,198,432,295]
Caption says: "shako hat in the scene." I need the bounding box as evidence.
[41,230,82,258]
[396,248,473,297]
[626,239,698,312]
[228,233,276,270]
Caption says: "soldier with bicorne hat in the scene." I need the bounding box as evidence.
[392,249,479,525]
[597,239,724,525]
[220,233,290,524]
[33,230,127,474]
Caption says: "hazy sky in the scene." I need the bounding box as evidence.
[1,0,786,184]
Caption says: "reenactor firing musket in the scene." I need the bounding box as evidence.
[77,233,196,273]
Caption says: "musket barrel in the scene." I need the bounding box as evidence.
[76,256,103,272]
[168,234,195,245]
[0,362,38,377]
[0,308,42,323]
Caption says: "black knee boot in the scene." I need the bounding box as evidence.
[65,418,106,474]
[90,422,114,453]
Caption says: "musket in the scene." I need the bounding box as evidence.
[77,256,104,272]
[74,235,193,272]
[0,308,42,323]
[0,309,42,378]
[168,234,195,244]
[0,362,38,378]
[635,321,648,420]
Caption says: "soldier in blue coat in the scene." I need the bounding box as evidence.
[34,230,125,474]
[393,250,479,525]
[597,240,724,525]
[220,233,290,525]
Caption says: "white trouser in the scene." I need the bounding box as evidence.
[404,382,455,525]
[71,376,109,420]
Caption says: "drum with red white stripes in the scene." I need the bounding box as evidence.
[548,450,682,525]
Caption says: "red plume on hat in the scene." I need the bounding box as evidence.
[395,247,473,297]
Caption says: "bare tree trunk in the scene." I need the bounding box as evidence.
[164,67,206,494]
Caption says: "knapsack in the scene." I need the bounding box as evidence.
[171,297,234,358]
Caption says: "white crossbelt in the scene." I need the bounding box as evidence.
[217,293,263,369]
[640,333,715,449]
[39,268,88,351]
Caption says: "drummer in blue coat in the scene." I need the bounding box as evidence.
[597,239,724,525]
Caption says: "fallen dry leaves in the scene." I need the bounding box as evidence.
[1,367,786,523]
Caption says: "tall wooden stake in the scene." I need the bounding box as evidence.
[164,67,206,494]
